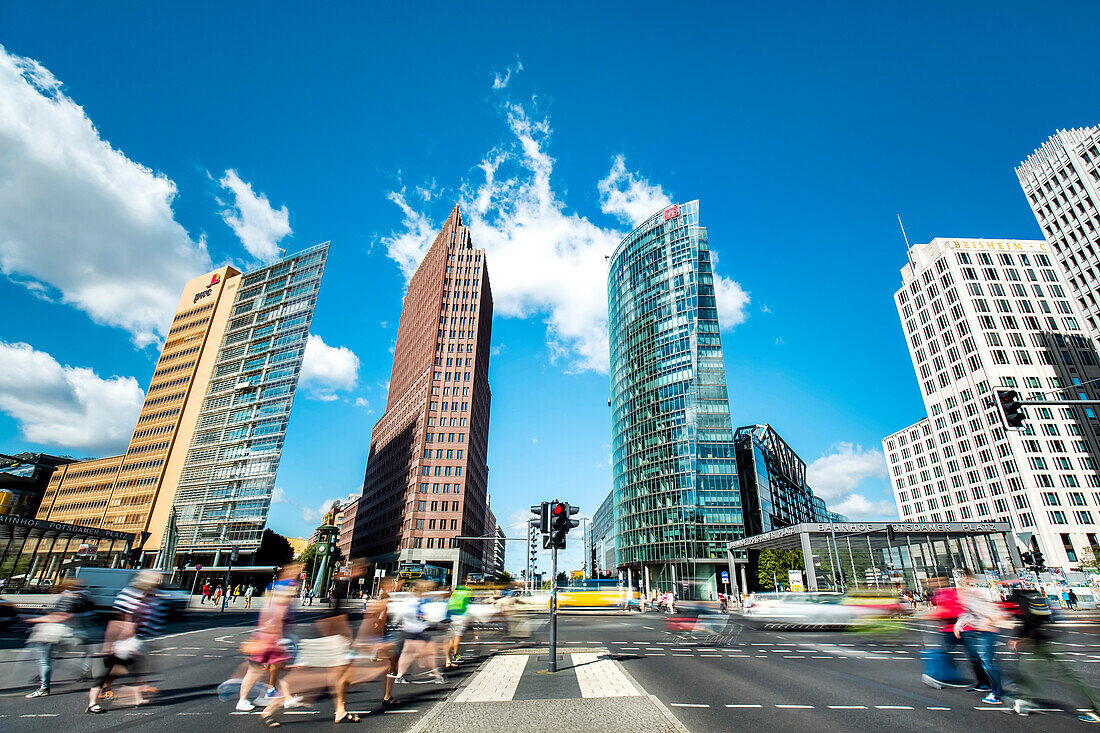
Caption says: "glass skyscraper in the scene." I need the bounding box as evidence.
[170,244,329,561]
[608,200,743,600]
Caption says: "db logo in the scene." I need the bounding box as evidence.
[209,273,221,287]
[663,204,680,221]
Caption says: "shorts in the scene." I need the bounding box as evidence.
[450,615,468,635]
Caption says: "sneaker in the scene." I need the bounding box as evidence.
[432,674,446,684]
[283,696,304,710]
[1080,712,1100,723]
[452,653,462,662]
[235,699,256,712]
[391,676,409,684]
[263,686,280,699]
[981,693,1002,705]
[970,685,992,693]
[1012,699,1035,716]
[25,687,49,698]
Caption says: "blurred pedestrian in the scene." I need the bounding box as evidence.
[202,581,211,605]
[389,582,445,684]
[955,576,1008,705]
[212,585,223,606]
[1009,584,1100,721]
[922,576,983,690]
[24,578,93,698]
[1069,588,1080,611]
[233,585,241,605]
[446,585,471,668]
[235,585,301,717]
[245,585,255,608]
[86,570,167,713]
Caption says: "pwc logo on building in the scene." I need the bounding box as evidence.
[663,204,681,221]
[193,272,221,303]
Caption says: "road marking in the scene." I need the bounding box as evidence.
[642,626,654,629]
[973,707,1005,711]
[726,704,763,708]
[20,714,60,718]
[572,653,637,698]
[875,705,914,709]
[927,707,951,710]
[777,704,814,709]
[673,654,693,657]
[385,709,420,714]
[700,654,721,657]
[829,705,867,709]
[670,703,710,708]
[454,654,527,702]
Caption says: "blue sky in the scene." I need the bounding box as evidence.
[1,3,1098,574]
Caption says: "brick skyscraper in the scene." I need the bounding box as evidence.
[351,206,494,584]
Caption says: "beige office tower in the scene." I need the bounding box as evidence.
[37,244,328,566]
[36,267,241,545]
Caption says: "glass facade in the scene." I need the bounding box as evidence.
[171,244,329,553]
[734,424,843,536]
[608,200,743,599]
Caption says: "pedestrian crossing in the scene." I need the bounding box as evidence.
[454,653,641,702]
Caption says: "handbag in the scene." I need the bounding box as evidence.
[28,622,70,645]
[113,636,144,660]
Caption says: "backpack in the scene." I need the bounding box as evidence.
[1013,589,1054,638]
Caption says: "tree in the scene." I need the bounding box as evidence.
[255,529,294,566]
[555,571,568,587]
[497,570,514,583]
[757,549,804,590]
[1079,548,1100,574]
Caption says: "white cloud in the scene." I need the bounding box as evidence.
[381,99,750,374]
[775,337,785,346]
[272,487,343,527]
[354,397,370,409]
[597,154,672,227]
[806,442,893,520]
[299,333,359,401]
[807,442,888,500]
[0,46,211,347]
[831,494,898,520]
[0,341,144,454]
[492,58,524,90]
[218,169,291,264]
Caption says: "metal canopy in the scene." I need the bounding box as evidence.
[727,521,1013,551]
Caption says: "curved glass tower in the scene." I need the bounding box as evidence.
[608,200,743,600]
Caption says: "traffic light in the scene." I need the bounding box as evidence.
[996,389,1026,429]
[548,501,580,549]
[530,503,549,533]
[1032,547,1045,571]
[1020,551,1033,569]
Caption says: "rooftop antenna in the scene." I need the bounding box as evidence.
[897,213,914,269]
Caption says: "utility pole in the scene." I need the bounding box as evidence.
[221,546,238,613]
[549,542,558,672]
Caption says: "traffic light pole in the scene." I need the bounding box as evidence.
[549,545,558,673]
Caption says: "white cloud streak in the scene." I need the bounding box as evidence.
[299,333,360,401]
[0,341,144,454]
[218,169,291,264]
[806,442,893,520]
[380,99,750,373]
[0,46,211,347]
[492,58,524,90]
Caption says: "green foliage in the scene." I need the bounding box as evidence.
[255,529,294,567]
[555,571,568,587]
[498,570,514,583]
[757,549,804,590]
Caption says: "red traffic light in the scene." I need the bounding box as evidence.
[552,503,563,515]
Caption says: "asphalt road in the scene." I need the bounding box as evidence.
[4,608,1100,731]
[551,612,1100,731]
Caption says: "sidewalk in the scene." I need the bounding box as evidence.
[407,646,688,733]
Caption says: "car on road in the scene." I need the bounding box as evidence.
[740,591,904,629]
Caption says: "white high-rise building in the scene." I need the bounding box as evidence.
[884,237,1100,570]
[1017,127,1100,337]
